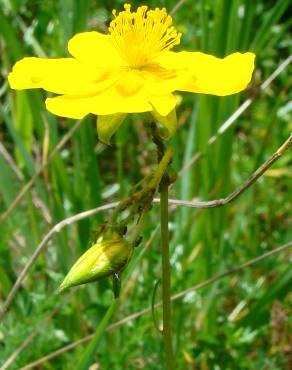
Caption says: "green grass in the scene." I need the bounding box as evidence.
[0,0,291,369]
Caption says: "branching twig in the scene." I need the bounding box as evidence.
[168,134,292,209]
[170,0,188,15]
[1,134,290,322]
[0,203,117,322]
[0,119,83,224]
[0,141,52,224]
[18,241,292,370]
[0,141,23,179]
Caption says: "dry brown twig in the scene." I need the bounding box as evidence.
[0,202,117,322]
[170,134,292,209]
[170,0,188,15]
[0,141,52,223]
[0,133,291,322]
[0,119,83,224]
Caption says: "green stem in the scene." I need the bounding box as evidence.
[110,147,173,224]
[149,147,173,190]
[160,179,174,370]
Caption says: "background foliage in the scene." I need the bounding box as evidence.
[0,0,291,369]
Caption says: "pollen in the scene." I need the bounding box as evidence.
[109,4,181,69]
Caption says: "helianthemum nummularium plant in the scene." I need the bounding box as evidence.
[8,3,255,369]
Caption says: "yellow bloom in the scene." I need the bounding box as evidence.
[8,3,255,142]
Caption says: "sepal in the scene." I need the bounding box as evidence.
[150,108,177,139]
[97,113,127,144]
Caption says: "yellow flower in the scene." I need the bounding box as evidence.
[8,3,255,143]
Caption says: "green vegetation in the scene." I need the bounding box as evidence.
[0,0,291,369]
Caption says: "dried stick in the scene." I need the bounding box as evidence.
[0,203,117,322]
[168,134,292,209]
[18,241,292,370]
[0,141,24,179]
[0,119,83,224]
[1,134,290,322]
[170,0,188,15]
[0,141,51,224]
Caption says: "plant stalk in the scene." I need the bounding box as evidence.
[110,147,173,224]
[160,179,174,370]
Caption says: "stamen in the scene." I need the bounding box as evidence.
[109,4,181,68]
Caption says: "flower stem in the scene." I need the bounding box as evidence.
[110,147,173,224]
[160,179,174,370]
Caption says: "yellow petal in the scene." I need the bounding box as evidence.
[150,94,178,116]
[45,87,152,119]
[8,57,117,95]
[97,113,127,145]
[114,71,144,97]
[156,51,255,96]
[140,62,189,96]
[68,32,126,68]
[46,95,87,119]
[45,70,152,118]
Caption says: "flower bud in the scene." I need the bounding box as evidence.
[58,232,133,292]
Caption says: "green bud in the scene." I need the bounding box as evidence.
[58,232,133,292]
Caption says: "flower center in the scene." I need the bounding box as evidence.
[109,4,181,69]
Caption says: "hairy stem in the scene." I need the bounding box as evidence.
[110,147,173,224]
[160,180,174,370]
